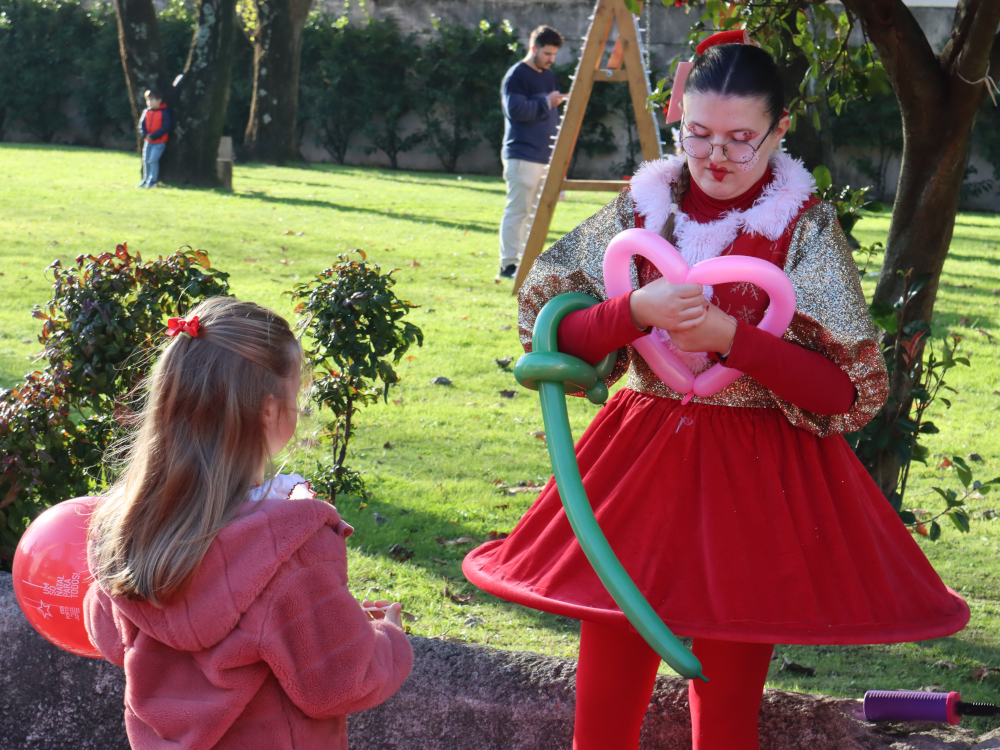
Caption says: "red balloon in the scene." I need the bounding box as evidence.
[12,497,103,659]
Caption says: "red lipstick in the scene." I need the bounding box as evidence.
[707,164,729,182]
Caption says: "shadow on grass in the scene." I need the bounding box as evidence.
[231,189,498,236]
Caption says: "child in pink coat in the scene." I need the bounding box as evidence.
[84,297,413,750]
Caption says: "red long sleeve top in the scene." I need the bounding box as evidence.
[556,174,856,416]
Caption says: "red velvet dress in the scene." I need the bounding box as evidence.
[463,174,969,646]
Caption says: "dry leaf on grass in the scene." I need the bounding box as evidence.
[435,536,481,547]
[970,665,991,682]
[499,389,517,399]
[487,531,509,541]
[933,660,959,670]
[432,558,449,565]
[444,587,477,604]
[388,544,413,561]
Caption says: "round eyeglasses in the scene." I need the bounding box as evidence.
[678,118,777,165]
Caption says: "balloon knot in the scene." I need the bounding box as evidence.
[680,392,694,405]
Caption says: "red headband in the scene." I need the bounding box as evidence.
[664,29,754,124]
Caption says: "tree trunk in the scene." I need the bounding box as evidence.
[242,0,314,164]
[842,0,1000,498]
[159,0,239,185]
[113,0,237,186]
[112,0,171,148]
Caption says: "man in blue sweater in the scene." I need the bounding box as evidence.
[497,25,566,279]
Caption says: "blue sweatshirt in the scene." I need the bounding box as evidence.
[501,61,559,163]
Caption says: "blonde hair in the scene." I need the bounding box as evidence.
[89,297,300,606]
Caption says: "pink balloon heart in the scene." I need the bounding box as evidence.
[603,228,796,403]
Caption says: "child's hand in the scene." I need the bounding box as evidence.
[362,599,404,628]
[630,278,707,331]
[667,304,738,354]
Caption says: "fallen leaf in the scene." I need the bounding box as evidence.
[432,558,449,565]
[244,258,259,263]
[499,389,517,399]
[279,258,290,264]
[296,231,305,236]
[933,660,959,670]
[464,615,484,627]
[358,502,367,510]
[373,512,389,526]
[499,325,512,330]
[779,657,815,677]
[406,355,417,361]
[915,523,929,536]
[494,503,509,510]
[401,611,418,622]
[392,398,405,406]
[430,376,452,386]
[444,587,477,604]
[282,230,295,235]
[970,453,984,462]
[388,544,413,561]
[408,259,421,267]
[435,536,481,547]
[487,531,509,541]
[940,457,953,469]
[918,684,946,692]
[971,665,991,682]
[383,442,393,449]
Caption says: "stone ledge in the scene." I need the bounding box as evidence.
[0,572,992,749]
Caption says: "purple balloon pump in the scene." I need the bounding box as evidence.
[863,691,1000,725]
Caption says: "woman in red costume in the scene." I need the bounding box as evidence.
[463,35,969,750]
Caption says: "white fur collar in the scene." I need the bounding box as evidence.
[628,150,815,375]
[629,150,816,266]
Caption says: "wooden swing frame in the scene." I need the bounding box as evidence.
[512,0,663,294]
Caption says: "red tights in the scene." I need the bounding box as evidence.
[573,621,773,750]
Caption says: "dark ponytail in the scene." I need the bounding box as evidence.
[684,44,784,126]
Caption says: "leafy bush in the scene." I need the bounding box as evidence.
[0,244,231,571]
[416,19,520,172]
[300,15,423,168]
[0,371,95,567]
[290,251,422,499]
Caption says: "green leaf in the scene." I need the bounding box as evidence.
[948,509,971,533]
[918,421,939,434]
[899,510,918,524]
[929,520,941,541]
[812,165,833,194]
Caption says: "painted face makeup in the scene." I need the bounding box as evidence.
[680,91,787,201]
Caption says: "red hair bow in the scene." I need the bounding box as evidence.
[167,316,200,339]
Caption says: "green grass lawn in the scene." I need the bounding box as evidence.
[3,143,1000,729]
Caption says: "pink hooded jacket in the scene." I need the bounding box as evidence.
[83,476,413,750]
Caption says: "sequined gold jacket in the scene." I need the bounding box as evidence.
[517,188,888,438]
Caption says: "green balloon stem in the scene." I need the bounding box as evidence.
[517,293,707,682]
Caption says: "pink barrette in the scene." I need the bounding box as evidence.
[167,315,200,339]
[664,29,754,124]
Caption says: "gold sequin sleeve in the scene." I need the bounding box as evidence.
[517,190,637,389]
[775,201,889,436]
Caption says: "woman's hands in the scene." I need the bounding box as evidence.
[628,282,738,355]
[629,279,708,331]
[362,599,404,628]
[668,304,738,355]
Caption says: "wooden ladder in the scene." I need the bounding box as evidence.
[512,0,663,293]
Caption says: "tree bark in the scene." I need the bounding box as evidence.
[159,0,239,185]
[112,0,172,147]
[112,0,238,186]
[241,0,314,164]
[841,0,1000,498]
